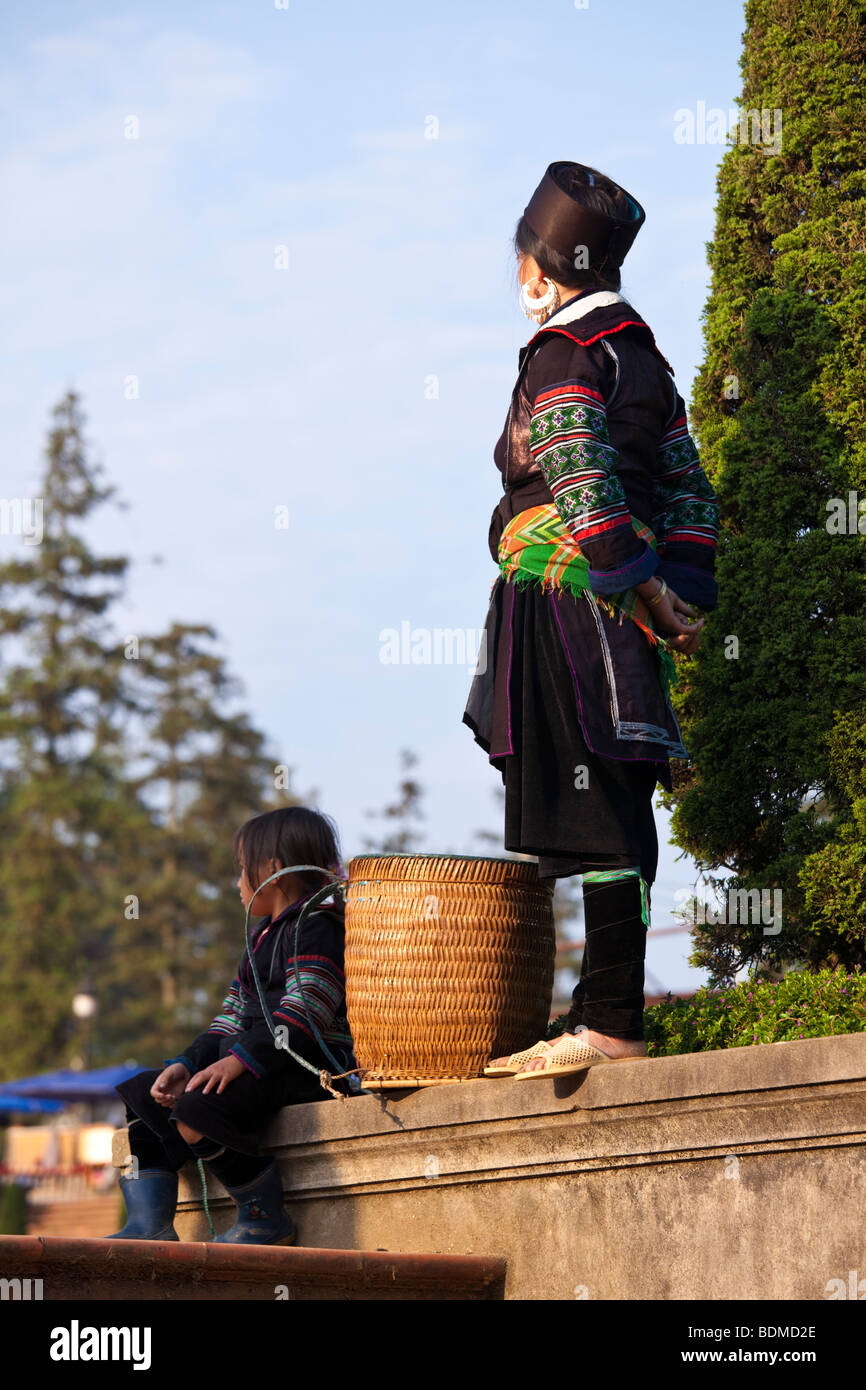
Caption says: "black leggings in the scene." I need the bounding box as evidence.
[562,872,651,1040]
[539,779,658,1042]
[124,1104,271,1189]
[116,1065,298,1187]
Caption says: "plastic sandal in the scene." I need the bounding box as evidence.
[514,1031,647,1080]
[483,1039,555,1076]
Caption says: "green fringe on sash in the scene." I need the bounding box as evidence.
[498,508,679,700]
[504,561,678,699]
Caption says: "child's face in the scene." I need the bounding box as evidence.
[237,864,259,910]
[237,859,300,915]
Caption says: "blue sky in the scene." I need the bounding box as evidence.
[1,0,747,993]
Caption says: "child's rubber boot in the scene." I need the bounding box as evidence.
[211,1159,297,1245]
[106,1169,180,1240]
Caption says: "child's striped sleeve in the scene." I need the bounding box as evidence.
[207,978,245,1036]
[273,954,346,1040]
[163,976,245,1074]
[229,914,353,1081]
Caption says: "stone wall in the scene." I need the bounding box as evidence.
[118,1034,866,1300]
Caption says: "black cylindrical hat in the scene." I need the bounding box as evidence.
[522,161,645,273]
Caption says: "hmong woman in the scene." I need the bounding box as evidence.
[464,162,719,1078]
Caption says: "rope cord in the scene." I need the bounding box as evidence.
[196,1159,216,1238]
[242,864,376,1098]
[289,880,361,1084]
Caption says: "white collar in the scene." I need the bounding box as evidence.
[544,290,625,327]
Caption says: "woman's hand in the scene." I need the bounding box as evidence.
[637,579,705,655]
[150,1063,190,1108]
[185,1054,246,1096]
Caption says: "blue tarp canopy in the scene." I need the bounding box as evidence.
[0,1094,64,1115]
[0,1065,139,1103]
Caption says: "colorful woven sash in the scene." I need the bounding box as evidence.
[498,502,677,694]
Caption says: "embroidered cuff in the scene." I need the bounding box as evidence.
[588,539,659,595]
[656,560,718,611]
[163,1055,194,1074]
[228,1044,264,1079]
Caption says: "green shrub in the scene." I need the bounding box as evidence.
[547,966,866,1057]
[0,1181,28,1235]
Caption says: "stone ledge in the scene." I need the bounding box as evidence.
[260,1032,866,1146]
[0,1236,506,1301]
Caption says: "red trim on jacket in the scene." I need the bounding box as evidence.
[529,321,674,375]
[533,382,606,406]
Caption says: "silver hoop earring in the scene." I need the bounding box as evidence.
[519,275,560,325]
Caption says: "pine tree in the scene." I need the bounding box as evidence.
[0,395,302,1074]
[664,0,866,981]
[0,392,145,1077]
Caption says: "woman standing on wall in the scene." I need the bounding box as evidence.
[464,162,719,1077]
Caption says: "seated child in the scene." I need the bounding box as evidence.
[108,805,356,1246]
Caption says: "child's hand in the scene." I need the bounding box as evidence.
[150,1063,190,1107]
[185,1055,246,1095]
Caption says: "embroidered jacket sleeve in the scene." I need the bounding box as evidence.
[525,339,659,595]
[163,977,246,1075]
[651,391,720,610]
[228,914,349,1081]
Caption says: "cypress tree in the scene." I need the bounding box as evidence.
[665,0,866,980]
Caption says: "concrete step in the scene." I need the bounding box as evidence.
[27,1197,119,1239]
[0,1235,506,1301]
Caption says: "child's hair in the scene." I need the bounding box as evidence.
[233,806,343,898]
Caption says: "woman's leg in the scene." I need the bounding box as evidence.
[122,1097,270,1208]
[517,869,649,1070]
[563,761,659,1034]
[575,867,649,1040]
[487,866,648,1069]
[517,768,658,1069]
[166,1054,324,1159]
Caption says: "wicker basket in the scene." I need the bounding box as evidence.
[344,854,555,1088]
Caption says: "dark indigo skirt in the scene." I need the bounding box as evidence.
[116,1060,330,1158]
[464,578,674,883]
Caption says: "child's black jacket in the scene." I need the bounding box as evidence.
[167,896,356,1083]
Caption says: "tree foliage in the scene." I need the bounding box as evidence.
[0,394,297,1077]
[664,0,866,980]
[363,748,426,854]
